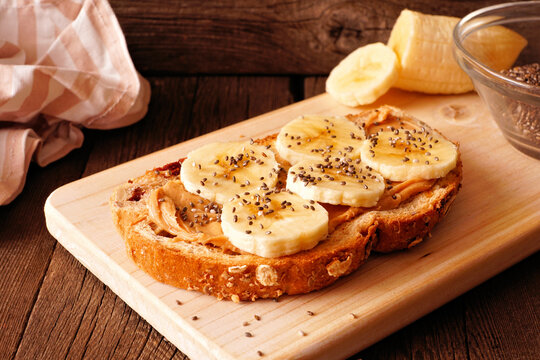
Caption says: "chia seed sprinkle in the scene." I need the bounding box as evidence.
[500,63,540,144]
[502,63,540,86]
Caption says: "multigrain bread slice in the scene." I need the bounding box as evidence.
[110,106,462,301]
[111,163,377,301]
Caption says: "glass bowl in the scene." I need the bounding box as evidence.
[453,1,540,159]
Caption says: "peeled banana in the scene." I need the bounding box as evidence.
[464,23,528,72]
[388,9,527,94]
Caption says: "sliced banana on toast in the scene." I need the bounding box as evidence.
[180,141,280,204]
[276,115,365,165]
[326,42,399,106]
[221,190,328,258]
[179,109,458,258]
[286,159,385,207]
[360,120,458,181]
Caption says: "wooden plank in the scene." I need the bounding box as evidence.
[356,253,540,359]
[304,76,327,98]
[110,0,512,74]
[44,91,540,359]
[356,296,469,359]
[16,76,293,359]
[190,76,295,136]
[463,252,540,359]
[83,77,198,176]
[0,146,90,360]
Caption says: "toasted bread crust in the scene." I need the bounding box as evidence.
[111,107,462,301]
[118,212,376,301]
[371,161,461,252]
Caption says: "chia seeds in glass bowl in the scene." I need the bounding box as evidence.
[500,63,540,145]
[501,63,540,86]
[453,1,540,159]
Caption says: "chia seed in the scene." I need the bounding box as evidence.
[501,63,540,86]
[500,63,540,144]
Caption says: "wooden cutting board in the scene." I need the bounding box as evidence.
[45,91,540,360]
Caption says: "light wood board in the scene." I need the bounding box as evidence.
[45,91,540,360]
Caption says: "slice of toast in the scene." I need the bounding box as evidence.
[110,107,462,301]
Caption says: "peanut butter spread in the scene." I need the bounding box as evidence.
[355,105,429,137]
[147,179,238,253]
[144,167,434,254]
[143,110,441,254]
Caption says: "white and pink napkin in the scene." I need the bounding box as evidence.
[0,0,151,205]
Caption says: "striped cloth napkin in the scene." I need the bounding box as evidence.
[0,0,150,205]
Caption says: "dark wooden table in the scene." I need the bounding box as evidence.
[1,1,538,359]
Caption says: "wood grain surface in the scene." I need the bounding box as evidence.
[1,75,538,359]
[1,0,539,358]
[43,89,540,359]
[109,0,521,74]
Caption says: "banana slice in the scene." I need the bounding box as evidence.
[286,158,385,207]
[326,42,399,106]
[180,141,280,204]
[360,124,458,181]
[221,190,328,258]
[275,115,365,165]
[388,9,527,94]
